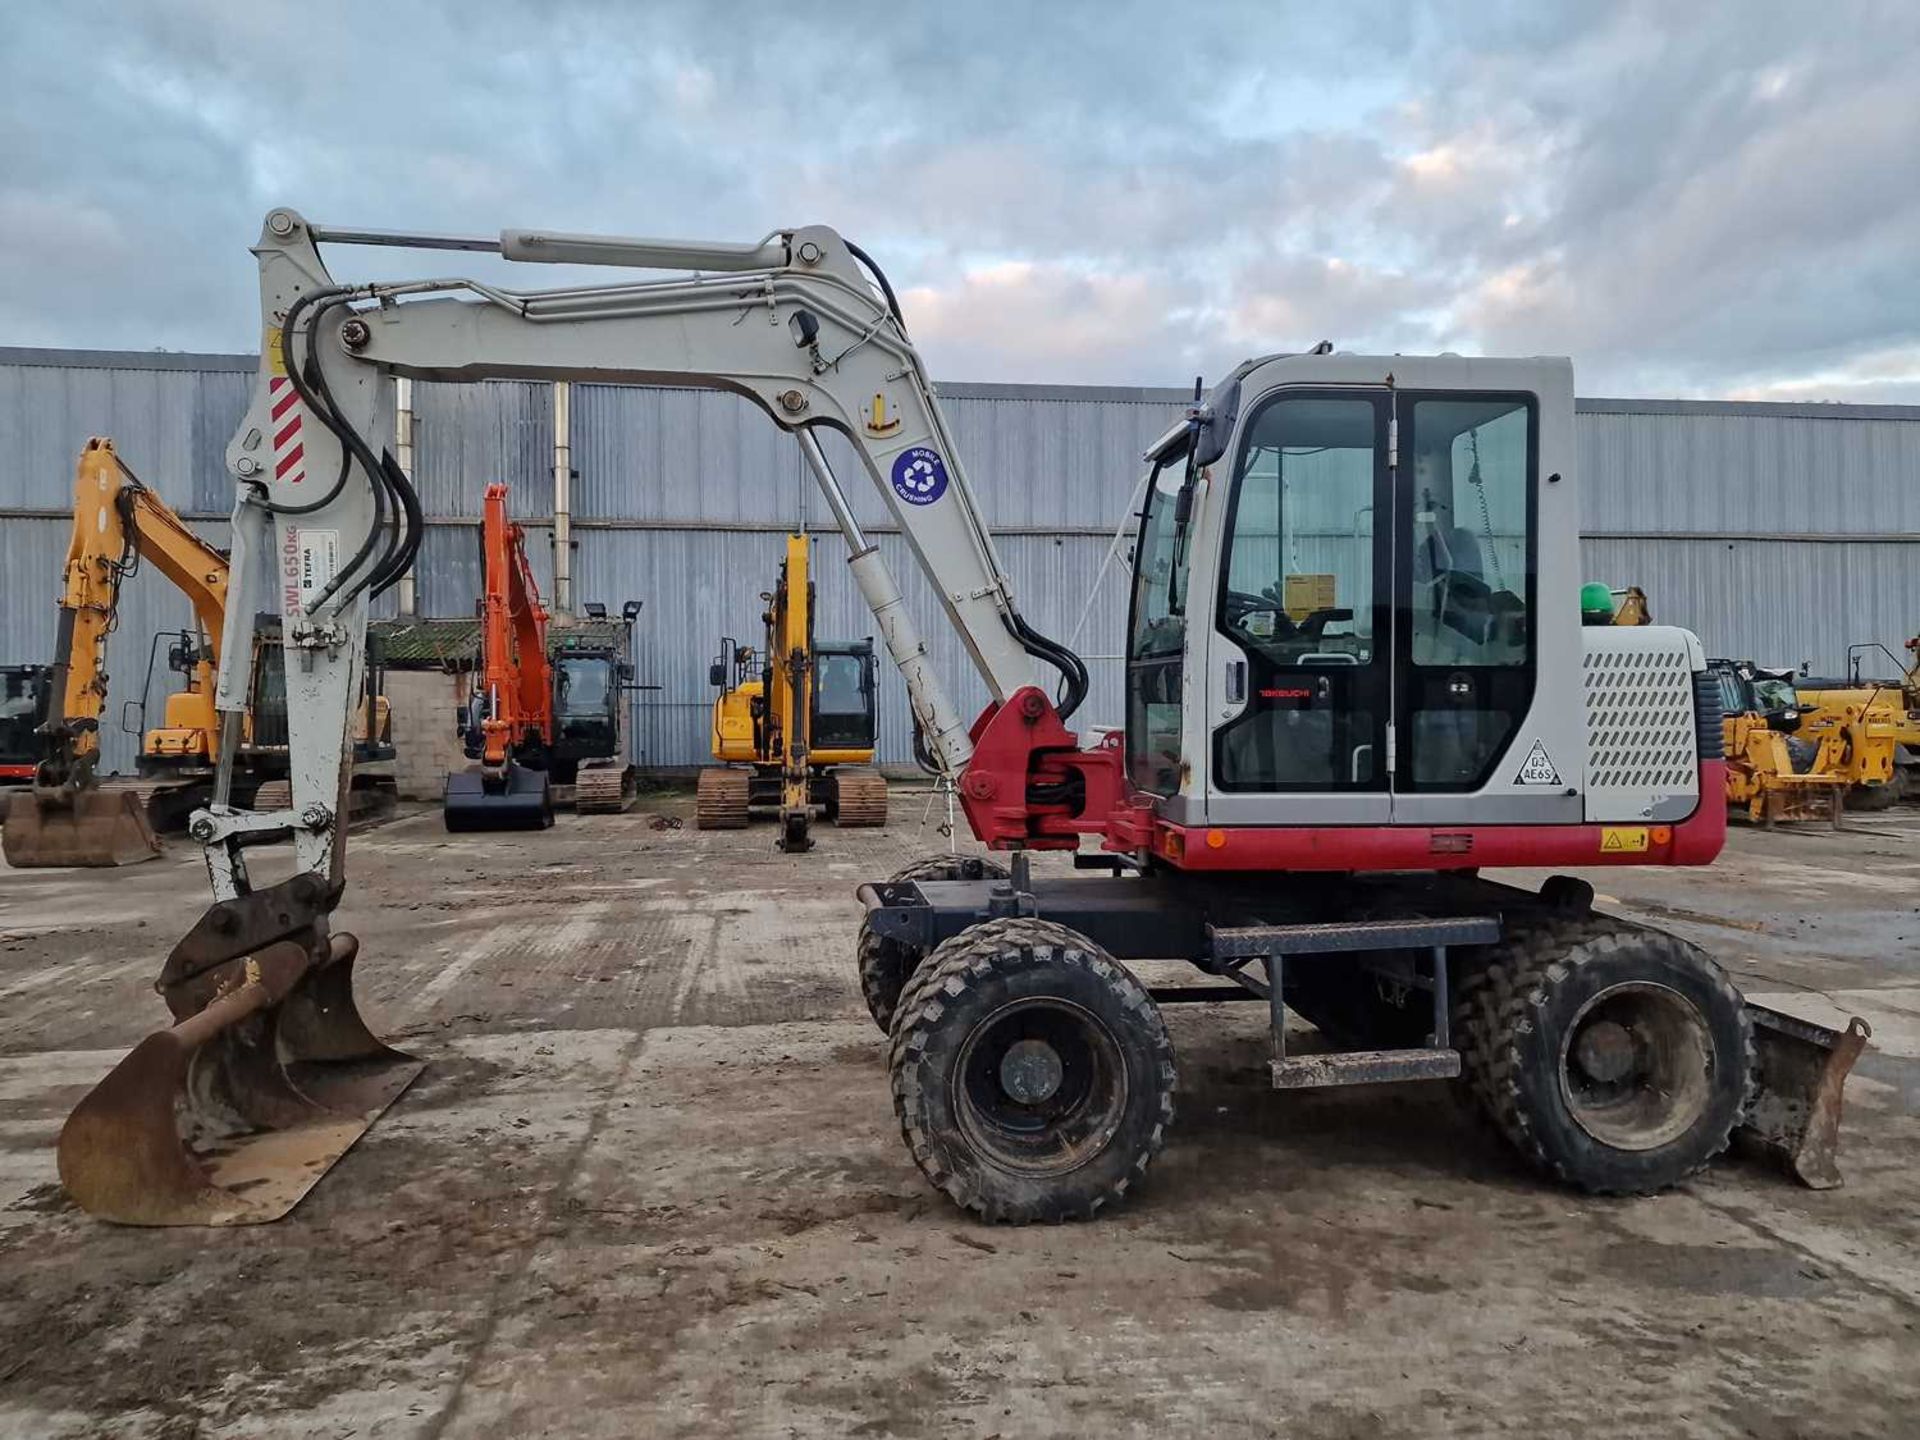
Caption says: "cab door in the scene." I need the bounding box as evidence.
[1203,390,1392,824]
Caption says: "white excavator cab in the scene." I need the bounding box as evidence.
[1125,352,1707,845]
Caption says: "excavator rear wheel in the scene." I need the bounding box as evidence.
[888,916,1175,1224]
[858,854,1009,1032]
[830,767,889,828]
[1455,916,1753,1195]
[695,767,751,829]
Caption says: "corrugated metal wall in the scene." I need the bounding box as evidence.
[3,349,1915,774]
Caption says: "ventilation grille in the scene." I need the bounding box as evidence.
[1583,631,1699,820]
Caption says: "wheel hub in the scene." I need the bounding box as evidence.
[999,1038,1065,1104]
[1559,982,1714,1152]
[953,996,1128,1178]
[1572,1018,1635,1084]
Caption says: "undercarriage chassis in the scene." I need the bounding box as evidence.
[860,859,1868,1218]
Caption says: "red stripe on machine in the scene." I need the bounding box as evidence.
[275,443,305,479]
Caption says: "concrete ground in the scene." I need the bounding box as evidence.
[1,792,1917,1439]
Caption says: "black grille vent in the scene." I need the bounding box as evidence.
[1692,670,1725,761]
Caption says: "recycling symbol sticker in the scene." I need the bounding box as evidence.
[1514,739,1562,787]
[890,447,949,507]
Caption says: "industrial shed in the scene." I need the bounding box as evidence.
[1,345,1914,774]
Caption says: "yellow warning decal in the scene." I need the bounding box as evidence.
[264,326,287,377]
[1600,826,1650,853]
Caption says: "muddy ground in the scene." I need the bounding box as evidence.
[1,792,1917,1438]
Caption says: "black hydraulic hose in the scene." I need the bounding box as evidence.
[911,717,941,776]
[1002,609,1089,723]
[368,450,424,598]
[264,287,358,516]
[843,239,905,334]
[274,290,415,610]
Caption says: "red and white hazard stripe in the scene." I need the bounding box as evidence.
[269,376,306,485]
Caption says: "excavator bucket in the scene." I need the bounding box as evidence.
[1736,1004,1872,1189]
[57,931,422,1225]
[444,761,553,831]
[3,788,163,868]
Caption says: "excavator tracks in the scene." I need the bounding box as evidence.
[831,766,889,828]
[695,767,751,829]
[574,763,633,814]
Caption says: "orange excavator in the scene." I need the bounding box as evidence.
[445,483,556,830]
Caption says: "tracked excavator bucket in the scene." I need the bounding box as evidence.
[444,761,553,831]
[3,788,163,868]
[57,882,422,1225]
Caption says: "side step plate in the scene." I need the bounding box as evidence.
[1271,1048,1461,1089]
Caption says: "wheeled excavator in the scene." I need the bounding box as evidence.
[52,210,1867,1229]
[445,481,634,829]
[699,532,887,847]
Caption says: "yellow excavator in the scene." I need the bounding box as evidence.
[3,439,393,867]
[697,532,887,849]
[4,439,230,866]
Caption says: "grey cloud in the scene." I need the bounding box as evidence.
[2,0,1915,401]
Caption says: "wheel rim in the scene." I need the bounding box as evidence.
[953,997,1128,1177]
[1558,982,1715,1151]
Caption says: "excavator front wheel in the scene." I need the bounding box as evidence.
[889,916,1175,1224]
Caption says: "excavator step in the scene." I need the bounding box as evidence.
[1271,1048,1462,1089]
[696,767,751,829]
[831,766,889,828]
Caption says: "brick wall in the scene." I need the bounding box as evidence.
[386,669,468,800]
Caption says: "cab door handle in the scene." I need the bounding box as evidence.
[1224,660,1246,704]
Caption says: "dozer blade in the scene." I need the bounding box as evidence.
[1735,1004,1872,1189]
[443,763,553,832]
[57,933,422,1226]
[3,788,163,868]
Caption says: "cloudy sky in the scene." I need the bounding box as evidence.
[4,1,1917,400]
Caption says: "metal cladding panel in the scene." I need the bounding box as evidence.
[571,384,804,523]
[410,380,552,520]
[404,520,558,622]
[0,363,251,512]
[936,393,1187,531]
[567,526,1129,770]
[1579,536,1919,676]
[1578,409,1920,535]
[567,382,1186,529]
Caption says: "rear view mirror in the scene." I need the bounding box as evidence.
[708,662,726,688]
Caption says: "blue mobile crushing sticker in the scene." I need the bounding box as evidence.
[890,447,949,506]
